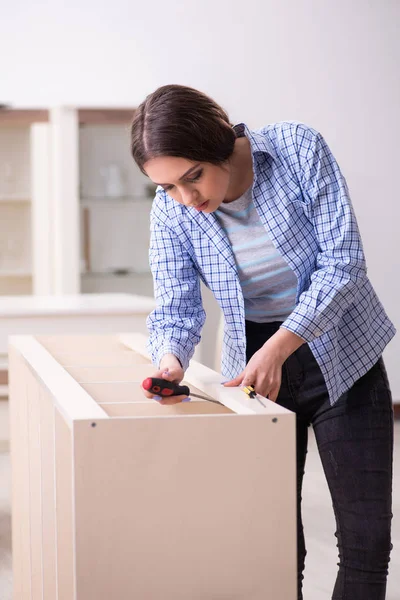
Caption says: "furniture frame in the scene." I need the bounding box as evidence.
[9,332,296,599]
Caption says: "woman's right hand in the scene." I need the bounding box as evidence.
[141,353,187,404]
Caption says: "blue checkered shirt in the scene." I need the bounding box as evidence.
[147,121,396,405]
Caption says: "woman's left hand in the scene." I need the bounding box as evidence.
[223,343,284,402]
[223,328,305,402]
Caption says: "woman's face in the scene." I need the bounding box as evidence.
[144,156,231,213]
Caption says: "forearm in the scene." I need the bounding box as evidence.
[225,326,305,400]
[265,327,305,362]
[159,353,183,371]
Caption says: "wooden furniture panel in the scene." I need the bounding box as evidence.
[99,400,233,417]
[55,408,75,600]
[39,387,57,599]
[80,381,213,405]
[37,333,131,355]
[73,414,296,599]
[26,371,43,600]
[8,347,32,599]
[57,351,150,367]
[64,364,153,381]
[9,333,297,599]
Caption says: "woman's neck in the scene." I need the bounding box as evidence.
[224,137,254,203]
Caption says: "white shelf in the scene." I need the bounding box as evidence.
[80,271,153,296]
[0,270,32,278]
[81,270,151,278]
[80,195,151,206]
[0,195,31,203]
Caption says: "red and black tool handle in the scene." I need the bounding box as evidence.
[142,377,190,397]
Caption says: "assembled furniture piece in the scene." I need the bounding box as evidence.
[9,332,296,600]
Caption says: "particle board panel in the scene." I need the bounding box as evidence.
[9,333,296,599]
[99,400,233,417]
[10,335,107,424]
[79,381,213,404]
[8,347,26,599]
[56,351,150,367]
[64,364,156,381]
[73,415,296,599]
[39,387,57,600]
[8,347,32,599]
[55,407,75,600]
[26,371,44,600]
[36,334,129,356]
[79,381,151,403]
[120,333,290,416]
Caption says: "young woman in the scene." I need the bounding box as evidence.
[130,84,395,600]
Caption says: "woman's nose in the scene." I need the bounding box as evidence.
[181,189,197,206]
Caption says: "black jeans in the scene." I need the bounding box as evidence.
[245,320,394,600]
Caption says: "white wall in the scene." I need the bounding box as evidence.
[1,0,399,398]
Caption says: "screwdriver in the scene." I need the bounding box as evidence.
[142,378,267,408]
[141,377,222,404]
[242,384,267,408]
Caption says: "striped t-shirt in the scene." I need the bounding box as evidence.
[215,186,298,323]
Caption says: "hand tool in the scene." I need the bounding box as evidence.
[142,378,267,408]
[242,385,267,408]
[142,377,222,404]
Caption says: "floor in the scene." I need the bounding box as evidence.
[0,424,399,599]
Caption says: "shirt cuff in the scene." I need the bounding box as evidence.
[280,311,324,343]
[148,341,190,372]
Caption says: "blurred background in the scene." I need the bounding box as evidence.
[0,1,399,596]
[1,0,398,393]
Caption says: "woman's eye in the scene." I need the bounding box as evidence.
[187,169,203,183]
[161,169,203,192]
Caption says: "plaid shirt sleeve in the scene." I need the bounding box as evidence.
[281,126,368,342]
[146,215,206,370]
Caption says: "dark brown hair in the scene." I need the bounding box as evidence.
[130,84,236,174]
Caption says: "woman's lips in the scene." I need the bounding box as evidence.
[194,200,209,211]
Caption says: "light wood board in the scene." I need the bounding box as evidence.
[73,414,297,599]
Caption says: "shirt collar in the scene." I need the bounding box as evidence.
[233,123,278,160]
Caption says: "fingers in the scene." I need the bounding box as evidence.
[141,366,187,403]
[223,373,257,389]
[223,372,245,387]
[141,369,165,399]
[160,367,182,382]
[142,389,189,403]
[266,386,279,403]
[256,380,281,402]
[156,394,190,405]
[223,379,240,388]
[155,368,188,402]
[223,374,281,403]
